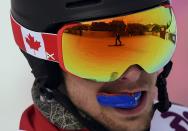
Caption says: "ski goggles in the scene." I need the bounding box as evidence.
[11,4,177,82]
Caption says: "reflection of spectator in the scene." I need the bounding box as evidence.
[79,29,82,36]
[160,27,166,39]
[169,33,176,44]
[115,33,122,46]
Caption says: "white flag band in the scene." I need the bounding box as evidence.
[11,15,59,62]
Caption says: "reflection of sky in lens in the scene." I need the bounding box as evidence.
[83,6,172,25]
[124,6,171,25]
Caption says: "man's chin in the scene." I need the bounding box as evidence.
[97,101,154,131]
[99,109,153,131]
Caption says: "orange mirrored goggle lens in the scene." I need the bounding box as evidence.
[59,5,177,82]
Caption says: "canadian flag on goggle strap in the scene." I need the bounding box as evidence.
[11,15,58,62]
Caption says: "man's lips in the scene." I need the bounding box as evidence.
[97,91,141,96]
[98,86,149,94]
[97,86,149,117]
[99,76,149,94]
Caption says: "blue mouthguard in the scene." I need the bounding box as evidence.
[97,92,142,109]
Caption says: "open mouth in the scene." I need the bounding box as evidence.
[97,90,148,116]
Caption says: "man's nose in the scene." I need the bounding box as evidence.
[119,65,142,83]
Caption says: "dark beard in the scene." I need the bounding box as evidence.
[97,105,154,131]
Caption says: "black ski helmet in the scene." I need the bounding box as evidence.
[11,0,170,32]
[11,0,173,130]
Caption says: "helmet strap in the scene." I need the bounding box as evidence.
[153,61,173,113]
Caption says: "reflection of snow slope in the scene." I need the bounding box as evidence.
[63,33,175,59]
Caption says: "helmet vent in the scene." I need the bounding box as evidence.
[66,0,102,8]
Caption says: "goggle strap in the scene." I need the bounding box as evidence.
[11,15,59,63]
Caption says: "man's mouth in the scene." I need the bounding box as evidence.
[97,90,148,116]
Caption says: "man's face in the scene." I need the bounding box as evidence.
[63,65,158,131]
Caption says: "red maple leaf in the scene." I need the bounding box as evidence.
[26,34,41,51]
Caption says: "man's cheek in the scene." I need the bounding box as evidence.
[151,86,157,100]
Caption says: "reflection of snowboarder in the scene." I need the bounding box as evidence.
[115,33,122,46]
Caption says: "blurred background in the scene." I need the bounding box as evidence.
[0,0,188,130]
